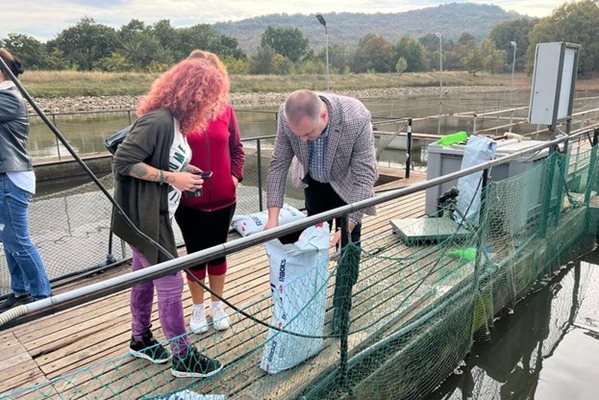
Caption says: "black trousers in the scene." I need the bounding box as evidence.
[304,175,362,334]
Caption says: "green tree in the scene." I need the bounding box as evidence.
[395,36,426,72]
[527,0,599,76]
[260,26,310,63]
[353,34,395,73]
[116,19,172,70]
[418,33,441,71]
[95,52,134,72]
[222,56,250,74]
[1,33,62,70]
[249,45,276,74]
[450,32,478,72]
[462,45,483,75]
[488,18,537,72]
[480,38,506,74]
[173,24,245,61]
[396,57,408,74]
[325,44,355,74]
[48,17,118,70]
[151,19,178,48]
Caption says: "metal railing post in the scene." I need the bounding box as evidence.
[336,214,352,394]
[52,113,62,160]
[471,168,490,340]
[540,147,558,237]
[554,135,570,227]
[583,128,599,206]
[406,118,412,179]
[256,138,264,211]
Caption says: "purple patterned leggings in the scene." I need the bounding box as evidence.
[130,246,190,357]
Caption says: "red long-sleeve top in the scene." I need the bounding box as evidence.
[180,104,244,211]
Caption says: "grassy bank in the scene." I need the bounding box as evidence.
[21,70,515,98]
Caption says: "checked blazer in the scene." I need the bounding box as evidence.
[266,93,378,225]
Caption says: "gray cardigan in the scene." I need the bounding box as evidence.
[111,109,177,265]
[0,84,32,173]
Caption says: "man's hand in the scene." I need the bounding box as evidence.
[330,221,356,248]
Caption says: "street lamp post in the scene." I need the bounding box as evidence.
[435,32,443,99]
[316,14,330,91]
[435,32,443,134]
[509,41,517,132]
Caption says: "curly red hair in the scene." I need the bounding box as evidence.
[137,58,229,134]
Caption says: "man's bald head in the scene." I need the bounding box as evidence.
[284,90,323,125]
[283,90,329,143]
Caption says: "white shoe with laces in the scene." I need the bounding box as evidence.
[190,306,209,333]
[212,303,230,331]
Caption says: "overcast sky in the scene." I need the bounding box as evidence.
[2,0,566,41]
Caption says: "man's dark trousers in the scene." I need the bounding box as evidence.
[304,175,361,335]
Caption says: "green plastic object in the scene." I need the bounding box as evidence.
[448,247,477,262]
[436,131,469,146]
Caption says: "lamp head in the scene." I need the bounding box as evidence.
[316,14,327,27]
[510,41,517,47]
[434,32,443,39]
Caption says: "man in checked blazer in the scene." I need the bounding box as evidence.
[265,89,378,332]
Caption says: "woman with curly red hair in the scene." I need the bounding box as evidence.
[112,58,228,378]
[175,50,244,333]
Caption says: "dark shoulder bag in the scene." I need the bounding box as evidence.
[104,124,133,155]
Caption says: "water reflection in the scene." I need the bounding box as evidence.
[426,253,599,400]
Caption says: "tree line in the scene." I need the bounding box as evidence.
[2,1,598,77]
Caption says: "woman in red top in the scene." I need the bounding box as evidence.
[175,50,244,333]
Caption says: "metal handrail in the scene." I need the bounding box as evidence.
[10,122,598,319]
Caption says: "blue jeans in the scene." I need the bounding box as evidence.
[0,174,51,298]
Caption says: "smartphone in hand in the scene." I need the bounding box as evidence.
[185,171,212,198]
[197,171,213,179]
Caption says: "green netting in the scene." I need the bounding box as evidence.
[3,141,599,400]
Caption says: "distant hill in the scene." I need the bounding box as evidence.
[213,3,522,55]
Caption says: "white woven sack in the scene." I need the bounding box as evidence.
[260,222,330,374]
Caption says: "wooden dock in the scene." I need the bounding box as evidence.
[0,173,437,399]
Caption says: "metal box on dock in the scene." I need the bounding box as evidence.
[425,139,549,235]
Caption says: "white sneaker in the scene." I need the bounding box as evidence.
[212,304,230,331]
[190,306,208,333]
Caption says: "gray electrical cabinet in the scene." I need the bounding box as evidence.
[425,139,550,216]
[528,42,580,126]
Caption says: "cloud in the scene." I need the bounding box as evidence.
[1,0,564,41]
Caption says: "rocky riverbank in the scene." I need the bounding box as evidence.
[31,85,511,114]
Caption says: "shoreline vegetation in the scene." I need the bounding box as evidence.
[18,70,598,113]
[23,70,518,113]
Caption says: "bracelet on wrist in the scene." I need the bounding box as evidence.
[159,169,164,185]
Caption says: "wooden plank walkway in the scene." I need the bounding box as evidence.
[0,184,440,399]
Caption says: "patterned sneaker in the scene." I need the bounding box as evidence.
[212,303,230,331]
[171,347,223,378]
[129,331,171,364]
[190,306,209,333]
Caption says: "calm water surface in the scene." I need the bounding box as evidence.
[28,91,530,160]
[425,249,599,400]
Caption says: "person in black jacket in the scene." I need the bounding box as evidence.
[0,49,51,312]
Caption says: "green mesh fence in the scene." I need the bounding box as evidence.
[2,140,599,400]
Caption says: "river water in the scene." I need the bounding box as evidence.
[28,91,531,161]
[425,249,599,400]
